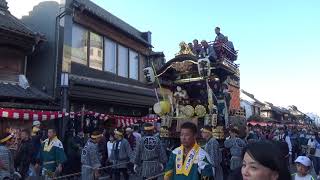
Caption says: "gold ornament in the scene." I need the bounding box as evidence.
[195,105,206,117]
[181,105,194,118]
[175,41,194,56]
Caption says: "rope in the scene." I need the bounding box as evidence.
[145,172,165,180]
[53,172,81,179]
[152,62,166,101]
[53,162,130,179]
[97,162,130,170]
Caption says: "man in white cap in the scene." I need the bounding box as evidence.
[292,156,314,180]
[31,120,43,175]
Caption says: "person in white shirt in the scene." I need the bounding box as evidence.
[292,156,315,180]
[107,134,115,159]
[280,128,293,162]
[106,133,115,178]
[132,126,141,142]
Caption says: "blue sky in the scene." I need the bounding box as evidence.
[92,0,320,114]
[7,0,320,115]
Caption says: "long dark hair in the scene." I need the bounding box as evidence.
[243,141,291,180]
[314,132,320,144]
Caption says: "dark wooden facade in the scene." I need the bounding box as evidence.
[0,0,59,137]
[20,0,160,135]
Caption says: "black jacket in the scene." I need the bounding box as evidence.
[15,139,33,177]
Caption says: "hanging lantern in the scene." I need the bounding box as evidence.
[143,67,155,84]
[197,57,211,77]
[153,101,171,116]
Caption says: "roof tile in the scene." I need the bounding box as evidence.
[0,0,36,38]
[73,0,151,46]
[0,82,52,101]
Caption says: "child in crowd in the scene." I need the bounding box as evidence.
[292,156,314,180]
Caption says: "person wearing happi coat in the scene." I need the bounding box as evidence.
[0,133,15,180]
[133,123,167,179]
[81,130,103,180]
[110,129,133,180]
[201,126,224,180]
[164,122,213,180]
[224,127,246,171]
[38,128,67,178]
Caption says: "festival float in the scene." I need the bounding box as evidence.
[144,39,244,141]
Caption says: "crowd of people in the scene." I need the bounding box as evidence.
[0,121,68,180]
[1,119,319,180]
[0,121,166,180]
[224,124,320,180]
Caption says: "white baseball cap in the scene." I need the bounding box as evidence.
[295,156,312,167]
[32,120,41,126]
[126,127,133,132]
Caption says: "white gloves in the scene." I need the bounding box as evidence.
[160,164,164,171]
[134,164,138,173]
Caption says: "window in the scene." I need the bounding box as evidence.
[104,38,117,74]
[129,50,139,80]
[89,32,103,70]
[0,48,24,81]
[118,45,128,77]
[71,24,88,66]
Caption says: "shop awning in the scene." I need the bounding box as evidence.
[247,121,272,127]
[69,74,157,107]
[0,108,67,121]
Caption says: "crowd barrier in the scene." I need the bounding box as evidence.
[53,162,130,180]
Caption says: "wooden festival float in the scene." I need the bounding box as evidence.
[144,40,243,141]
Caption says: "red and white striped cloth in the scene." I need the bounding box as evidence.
[103,114,160,128]
[0,108,159,127]
[141,114,160,123]
[0,108,67,121]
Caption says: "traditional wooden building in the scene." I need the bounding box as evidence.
[22,0,162,134]
[240,90,264,119]
[260,102,286,122]
[0,0,62,136]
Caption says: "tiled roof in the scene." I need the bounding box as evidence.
[0,0,36,38]
[241,90,264,105]
[150,51,165,57]
[0,82,52,101]
[73,0,151,47]
[263,102,287,114]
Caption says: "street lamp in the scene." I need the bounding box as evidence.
[60,72,69,140]
[61,72,69,87]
